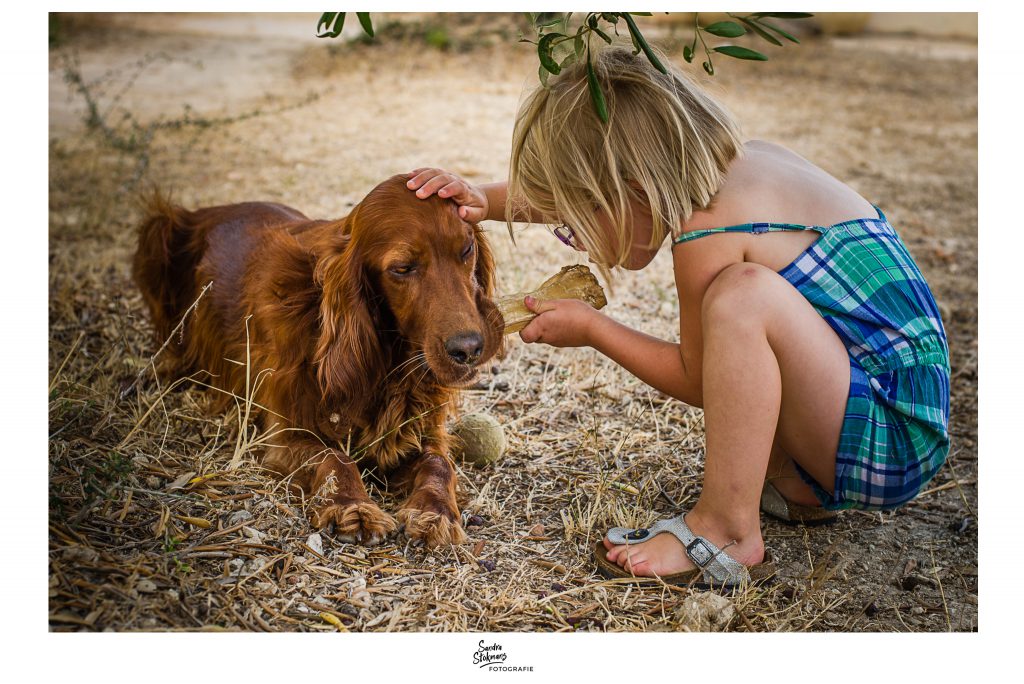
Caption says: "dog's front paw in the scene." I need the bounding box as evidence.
[313,501,397,546]
[397,508,467,548]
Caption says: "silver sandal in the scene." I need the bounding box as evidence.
[595,513,776,590]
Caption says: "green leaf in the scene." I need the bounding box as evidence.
[702,61,714,75]
[702,21,746,38]
[317,13,336,33]
[738,17,783,46]
[535,12,564,28]
[356,12,374,38]
[622,12,667,74]
[586,55,609,123]
[559,51,579,71]
[587,14,599,29]
[538,32,564,75]
[316,12,345,38]
[750,12,813,19]
[713,45,769,61]
[593,26,613,44]
[682,44,693,62]
[756,18,800,44]
[600,13,620,24]
[538,63,550,87]
[574,31,585,59]
[626,22,641,54]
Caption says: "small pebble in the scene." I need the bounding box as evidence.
[227,509,253,526]
[901,574,935,592]
[306,533,324,557]
[478,559,497,572]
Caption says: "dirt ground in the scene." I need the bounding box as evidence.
[47,13,978,636]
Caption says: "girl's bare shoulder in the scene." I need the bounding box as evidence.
[683,139,874,232]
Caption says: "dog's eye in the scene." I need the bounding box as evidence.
[389,264,416,276]
[461,242,474,261]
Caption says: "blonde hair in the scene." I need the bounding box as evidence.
[508,43,742,270]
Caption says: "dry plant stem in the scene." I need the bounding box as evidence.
[50,331,86,393]
[229,315,256,470]
[119,279,214,400]
[930,547,952,632]
[494,264,608,335]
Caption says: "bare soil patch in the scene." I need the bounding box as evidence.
[48,13,977,633]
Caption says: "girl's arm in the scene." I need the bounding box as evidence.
[588,314,703,407]
[520,234,745,408]
[520,297,701,406]
[479,181,509,222]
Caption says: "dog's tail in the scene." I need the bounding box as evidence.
[132,191,205,344]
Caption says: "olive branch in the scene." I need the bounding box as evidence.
[526,12,813,122]
[316,12,375,39]
[314,12,813,123]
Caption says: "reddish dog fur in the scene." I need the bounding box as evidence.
[133,175,504,547]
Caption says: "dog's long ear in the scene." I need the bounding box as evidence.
[473,224,497,298]
[314,224,385,409]
[473,225,506,358]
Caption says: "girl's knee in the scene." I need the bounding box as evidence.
[701,262,777,325]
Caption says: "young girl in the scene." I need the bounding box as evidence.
[407,45,949,588]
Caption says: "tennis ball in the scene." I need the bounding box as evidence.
[452,413,506,466]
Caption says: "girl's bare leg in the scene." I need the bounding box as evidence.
[604,263,849,576]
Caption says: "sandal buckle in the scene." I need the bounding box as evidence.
[625,528,650,541]
[686,538,715,567]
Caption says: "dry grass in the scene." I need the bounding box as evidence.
[48,13,978,633]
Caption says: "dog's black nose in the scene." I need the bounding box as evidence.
[445,331,484,366]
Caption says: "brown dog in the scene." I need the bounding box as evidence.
[132,175,504,547]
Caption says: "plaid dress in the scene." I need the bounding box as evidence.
[674,207,950,510]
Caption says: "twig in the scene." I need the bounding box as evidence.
[930,547,952,632]
[50,331,86,394]
[229,315,257,470]
[943,457,976,518]
[120,280,214,400]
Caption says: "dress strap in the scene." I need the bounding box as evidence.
[673,221,819,245]
[673,206,889,246]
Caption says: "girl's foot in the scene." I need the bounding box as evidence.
[601,511,765,578]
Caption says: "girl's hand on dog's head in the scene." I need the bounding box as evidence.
[407,168,489,223]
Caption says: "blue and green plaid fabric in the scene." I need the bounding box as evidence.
[675,208,950,510]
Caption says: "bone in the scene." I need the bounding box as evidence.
[494,264,608,335]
